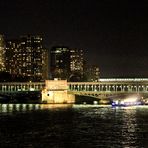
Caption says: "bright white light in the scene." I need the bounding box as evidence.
[115,100,118,104]
[120,101,124,104]
[93,101,98,105]
[124,97,137,103]
[30,88,35,91]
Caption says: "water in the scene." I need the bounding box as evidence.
[0,104,148,148]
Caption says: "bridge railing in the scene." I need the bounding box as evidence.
[68,82,148,93]
[0,80,148,93]
[0,82,45,93]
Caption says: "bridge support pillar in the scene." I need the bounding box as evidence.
[42,79,75,104]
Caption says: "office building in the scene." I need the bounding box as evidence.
[69,48,84,81]
[86,65,100,82]
[0,34,6,71]
[50,46,85,81]
[5,35,47,81]
[50,46,70,79]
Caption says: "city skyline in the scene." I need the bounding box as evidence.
[0,35,48,82]
[0,35,100,82]
[0,0,148,77]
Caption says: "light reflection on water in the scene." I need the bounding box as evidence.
[0,104,41,113]
[119,108,138,146]
[72,105,148,148]
[0,104,73,114]
[0,104,148,147]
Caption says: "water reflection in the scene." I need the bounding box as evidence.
[0,104,148,147]
[40,104,72,110]
[0,104,40,113]
[0,104,73,114]
[119,107,138,147]
[72,105,148,147]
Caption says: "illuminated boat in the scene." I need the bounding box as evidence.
[112,96,142,107]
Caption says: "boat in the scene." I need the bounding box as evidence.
[112,96,142,107]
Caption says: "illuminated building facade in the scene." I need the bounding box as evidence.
[69,49,84,81]
[50,46,70,79]
[0,34,6,71]
[86,65,100,82]
[5,35,47,81]
[42,79,75,103]
[50,47,84,81]
[5,39,20,75]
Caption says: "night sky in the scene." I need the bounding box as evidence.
[0,0,148,78]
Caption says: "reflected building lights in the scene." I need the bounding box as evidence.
[121,108,138,147]
[0,104,43,113]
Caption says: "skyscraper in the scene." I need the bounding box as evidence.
[0,34,6,71]
[50,46,84,81]
[69,49,84,81]
[85,65,100,82]
[5,35,48,81]
[5,39,20,75]
[50,46,70,79]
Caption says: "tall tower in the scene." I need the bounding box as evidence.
[85,65,100,82]
[19,35,46,81]
[50,46,70,79]
[5,35,47,81]
[70,49,84,75]
[0,35,6,71]
[69,49,84,81]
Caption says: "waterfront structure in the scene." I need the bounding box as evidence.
[0,35,6,71]
[42,79,75,103]
[5,35,48,81]
[0,82,44,92]
[0,78,148,104]
[1,78,148,93]
[0,78,147,91]
[68,78,148,103]
[68,78,148,92]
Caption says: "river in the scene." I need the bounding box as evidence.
[0,104,148,147]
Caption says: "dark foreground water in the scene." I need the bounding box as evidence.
[0,104,148,148]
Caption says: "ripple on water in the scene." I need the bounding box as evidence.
[0,104,148,147]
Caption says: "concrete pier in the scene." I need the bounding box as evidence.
[42,79,75,104]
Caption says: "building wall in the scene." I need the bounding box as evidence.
[50,47,84,81]
[70,49,84,80]
[5,39,20,75]
[85,65,100,82]
[5,35,47,81]
[50,46,70,79]
[42,80,75,103]
[42,90,75,103]
[0,35,6,71]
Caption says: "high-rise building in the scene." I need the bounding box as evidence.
[69,49,84,81]
[5,39,20,75]
[50,46,70,79]
[5,35,48,81]
[85,65,100,82]
[0,35,6,71]
[50,46,85,81]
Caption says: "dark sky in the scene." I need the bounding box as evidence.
[0,0,148,78]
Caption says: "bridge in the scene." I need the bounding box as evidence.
[68,78,148,98]
[0,78,148,103]
[0,82,44,93]
[67,78,148,104]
